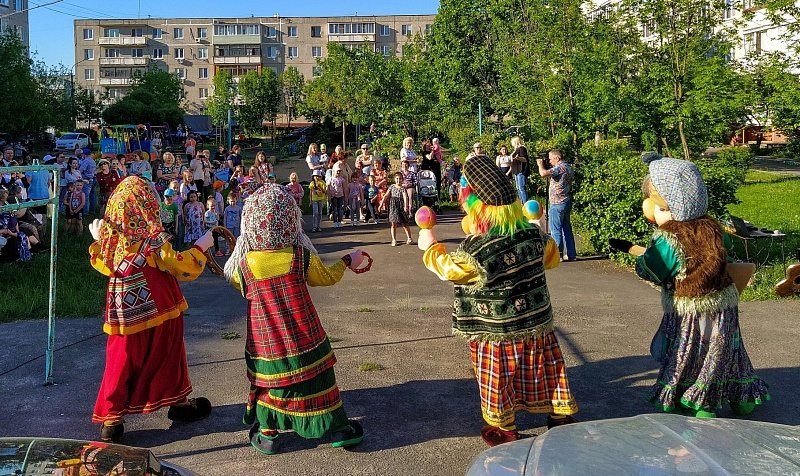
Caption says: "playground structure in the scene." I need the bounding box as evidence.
[100,125,152,161]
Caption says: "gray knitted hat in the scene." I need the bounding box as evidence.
[642,152,707,222]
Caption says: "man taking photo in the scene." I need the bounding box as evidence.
[537,149,576,262]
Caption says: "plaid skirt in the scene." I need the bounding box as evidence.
[469,331,578,429]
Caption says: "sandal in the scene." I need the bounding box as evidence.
[167,397,212,422]
[480,425,519,447]
[391,240,397,247]
[330,419,364,448]
[249,423,279,455]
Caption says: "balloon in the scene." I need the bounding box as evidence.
[523,200,543,220]
[415,206,437,229]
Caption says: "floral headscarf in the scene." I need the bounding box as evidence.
[224,183,315,281]
[98,176,166,270]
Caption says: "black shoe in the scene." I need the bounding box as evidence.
[330,419,364,448]
[100,423,124,443]
[167,397,212,422]
[547,414,579,430]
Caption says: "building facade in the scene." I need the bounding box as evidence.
[73,15,435,115]
[0,0,29,48]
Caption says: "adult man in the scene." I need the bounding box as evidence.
[1,147,15,188]
[537,149,576,261]
[78,148,97,214]
[466,142,489,162]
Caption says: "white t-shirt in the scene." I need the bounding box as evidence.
[400,148,418,173]
[190,158,205,181]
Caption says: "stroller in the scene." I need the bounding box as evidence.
[417,169,439,212]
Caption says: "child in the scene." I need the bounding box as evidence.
[65,180,86,234]
[448,180,458,202]
[309,170,327,232]
[88,177,214,443]
[223,184,369,455]
[204,197,222,257]
[347,172,363,226]
[160,189,179,241]
[224,194,242,242]
[400,161,417,216]
[212,181,225,225]
[286,172,304,205]
[183,190,204,245]
[328,168,346,228]
[379,172,413,246]
[365,175,380,224]
[179,169,197,202]
[168,180,185,248]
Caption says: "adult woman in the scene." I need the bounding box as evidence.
[305,143,323,177]
[226,145,243,176]
[420,138,443,197]
[328,145,344,170]
[97,159,123,211]
[496,145,513,176]
[189,151,206,201]
[255,151,273,182]
[356,144,374,176]
[510,137,529,203]
[400,137,418,173]
[151,132,163,156]
[157,152,181,193]
[64,157,83,194]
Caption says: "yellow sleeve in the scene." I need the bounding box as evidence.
[307,253,347,287]
[152,242,207,282]
[543,237,561,270]
[422,242,480,285]
[88,242,112,277]
[231,266,243,293]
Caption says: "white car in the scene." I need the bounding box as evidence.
[55,132,91,151]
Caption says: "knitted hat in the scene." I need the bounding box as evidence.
[642,152,707,221]
[462,155,517,206]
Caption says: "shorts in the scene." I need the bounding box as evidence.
[65,209,83,220]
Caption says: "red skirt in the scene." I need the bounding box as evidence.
[92,316,192,423]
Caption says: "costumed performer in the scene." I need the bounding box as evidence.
[609,152,769,418]
[224,183,369,455]
[417,154,578,447]
[88,176,215,443]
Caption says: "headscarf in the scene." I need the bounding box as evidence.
[98,176,166,270]
[224,183,316,281]
[642,152,708,222]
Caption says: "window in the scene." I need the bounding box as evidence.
[132,28,143,37]
[104,28,120,38]
[287,26,297,37]
[0,0,8,6]
[108,88,121,99]
[175,68,185,79]
[288,46,298,58]
[83,28,93,40]
[197,27,207,38]
[174,48,184,59]
[152,48,163,59]
[84,48,94,60]
[312,46,322,57]
[173,27,183,39]
[84,68,95,80]
[15,0,23,9]
[104,48,120,58]
[266,46,278,59]
[723,0,734,19]
[401,24,412,36]
[311,26,321,37]
[425,24,432,35]
[198,67,208,79]
[131,48,143,58]
[199,87,209,99]
[197,47,208,59]
[312,66,322,77]
[745,30,764,53]
[328,23,375,35]
[265,26,277,38]
[381,45,392,57]
[152,28,162,39]
[213,24,260,35]
[642,19,656,38]
[14,24,24,42]
[742,0,755,10]
[380,24,390,36]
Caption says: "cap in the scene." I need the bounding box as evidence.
[268,173,276,178]
[213,180,224,190]
[312,169,324,177]
[462,155,517,206]
[164,188,175,197]
[473,143,482,149]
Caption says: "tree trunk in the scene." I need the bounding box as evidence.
[678,120,690,160]
[660,136,673,158]
[342,121,346,149]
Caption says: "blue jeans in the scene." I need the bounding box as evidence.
[82,179,96,215]
[549,201,576,260]
[515,173,528,203]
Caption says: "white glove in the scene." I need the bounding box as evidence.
[194,230,215,252]
[417,229,438,251]
[89,219,104,241]
[347,250,365,271]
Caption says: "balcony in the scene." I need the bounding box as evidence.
[327,33,376,43]
[212,35,261,45]
[98,36,148,46]
[213,56,261,65]
[100,57,148,66]
[99,78,133,86]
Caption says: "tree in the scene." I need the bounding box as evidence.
[0,32,48,137]
[101,69,185,126]
[129,66,185,106]
[73,86,106,126]
[280,67,305,131]
[206,70,236,127]
[237,69,281,140]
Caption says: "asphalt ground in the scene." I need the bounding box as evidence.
[1,210,799,476]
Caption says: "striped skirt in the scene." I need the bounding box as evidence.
[244,366,351,439]
[469,331,578,430]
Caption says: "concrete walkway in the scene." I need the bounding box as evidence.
[1,213,799,476]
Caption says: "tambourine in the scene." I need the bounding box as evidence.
[205,226,236,276]
[352,251,373,274]
[775,263,800,297]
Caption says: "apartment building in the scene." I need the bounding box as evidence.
[0,0,29,48]
[73,15,435,115]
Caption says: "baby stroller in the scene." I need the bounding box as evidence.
[417,169,439,212]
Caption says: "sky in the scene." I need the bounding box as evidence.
[28,0,440,67]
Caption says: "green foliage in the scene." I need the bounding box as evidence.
[695,147,753,217]
[101,68,185,126]
[572,140,652,254]
[206,70,236,127]
[280,67,305,130]
[237,69,280,134]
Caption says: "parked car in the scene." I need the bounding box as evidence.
[0,437,199,475]
[55,132,92,151]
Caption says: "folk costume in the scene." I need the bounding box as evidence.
[89,177,212,443]
[419,155,578,447]
[224,184,366,455]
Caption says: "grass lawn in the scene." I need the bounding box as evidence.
[0,221,107,323]
[727,171,800,301]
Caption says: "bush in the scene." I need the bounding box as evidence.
[696,147,752,217]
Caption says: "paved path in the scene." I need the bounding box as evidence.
[1,213,799,475]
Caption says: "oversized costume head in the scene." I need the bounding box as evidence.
[641,152,708,225]
[224,183,316,281]
[459,154,528,236]
[98,176,165,270]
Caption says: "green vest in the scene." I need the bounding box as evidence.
[452,227,553,341]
